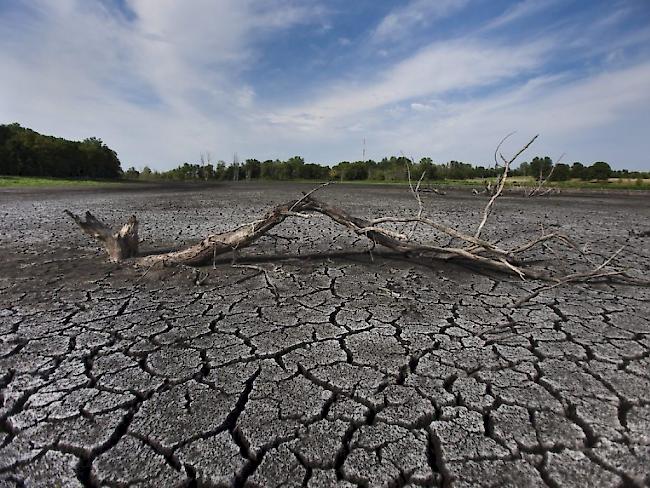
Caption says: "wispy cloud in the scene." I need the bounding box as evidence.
[362,63,650,166]
[1,0,649,169]
[267,38,549,129]
[481,0,560,31]
[371,0,471,42]
[0,0,327,165]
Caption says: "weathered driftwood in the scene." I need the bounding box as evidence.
[65,196,492,268]
[65,136,648,306]
[64,192,644,288]
[64,210,138,262]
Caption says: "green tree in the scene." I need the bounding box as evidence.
[517,161,530,176]
[445,161,474,179]
[549,163,571,181]
[215,161,227,180]
[243,159,261,180]
[0,124,122,178]
[529,157,553,181]
[588,161,612,181]
[124,167,140,179]
[570,162,586,180]
[418,157,437,179]
[286,156,305,179]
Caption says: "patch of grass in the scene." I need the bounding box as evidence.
[308,177,650,190]
[0,176,127,188]
[290,178,489,187]
[541,178,650,190]
[6,174,646,191]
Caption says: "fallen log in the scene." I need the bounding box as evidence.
[65,192,646,289]
[64,210,138,262]
[65,136,649,306]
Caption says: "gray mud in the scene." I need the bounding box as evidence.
[1,183,649,487]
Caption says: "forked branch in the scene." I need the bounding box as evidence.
[65,135,648,307]
[65,210,138,262]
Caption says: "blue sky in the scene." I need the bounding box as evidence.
[1,0,649,170]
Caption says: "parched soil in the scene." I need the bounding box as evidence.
[1,182,649,487]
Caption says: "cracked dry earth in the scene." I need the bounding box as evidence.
[1,183,649,488]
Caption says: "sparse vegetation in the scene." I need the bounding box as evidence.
[127,153,648,187]
[1,124,648,190]
[0,124,122,178]
[0,176,128,188]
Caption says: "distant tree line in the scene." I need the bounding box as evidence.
[2,124,647,183]
[125,156,330,181]
[516,157,646,181]
[0,124,122,178]
[127,155,648,182]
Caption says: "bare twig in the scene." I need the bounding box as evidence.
[233,264,279,299]
[289,181,332,212]
[494,132,516,169]
[527,152,564,197]
[66,135,647,309]
[475,134,539,239]
[512,246,625,307]
[408,169,427,239]
[136,262,158,282]
[419,186,446,195]
[403,155,427,239]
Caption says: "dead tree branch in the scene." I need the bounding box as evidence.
[65,135,648,307]
[475,134,538,238]
[64,210,138,262]
[513,247,626,307]
[527,152,564,197]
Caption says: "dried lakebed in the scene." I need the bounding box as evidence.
[1,183,649,487]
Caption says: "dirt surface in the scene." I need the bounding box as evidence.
[1,182,649,487]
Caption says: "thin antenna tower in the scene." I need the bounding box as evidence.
[362,138,366,162]
[233,152,239,181]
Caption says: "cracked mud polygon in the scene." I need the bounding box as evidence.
[1,183,649,487]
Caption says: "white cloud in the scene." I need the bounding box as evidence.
[243,61,650,169]
[0,0,648,170]
[410,102,435,112]
[266,38,550,129]
[481,0,560,32]
[0,0,325,167]
[372,0,471,42]
[362,63,650,167]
